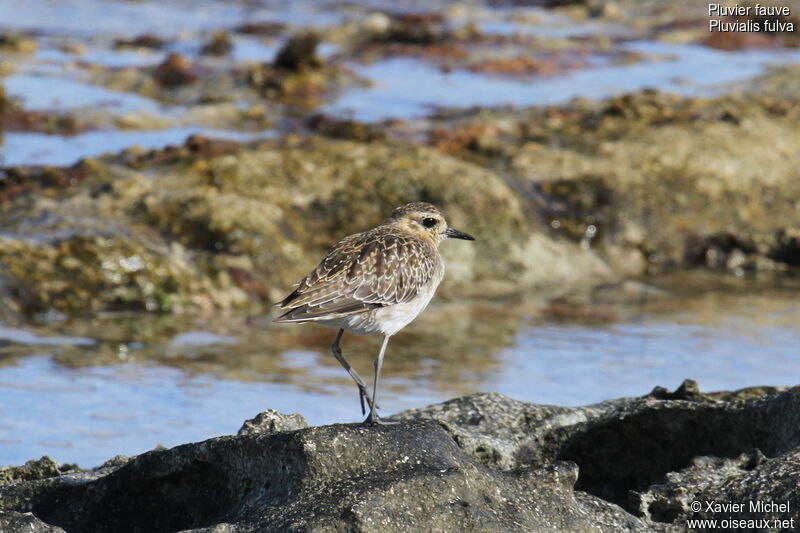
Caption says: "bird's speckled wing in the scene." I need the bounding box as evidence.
[275,229,438,322]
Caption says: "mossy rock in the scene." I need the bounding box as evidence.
[0,33,38,54]
[0,233,247,314]
[536,175,616,245]
[436,81,800,274]
[0,137,610,314]
[135,138,566,295]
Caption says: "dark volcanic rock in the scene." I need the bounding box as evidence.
[0,421,646,533]
[0,511,66,532]
[153,53,198,87]
[400,382,798,529]
[201,32,233,56]
[273,32,322,72]
[1,382,798,532]
[236,409,307,436]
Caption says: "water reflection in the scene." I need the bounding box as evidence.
[326,43,800,121]
[3,73,163,113]
[0,274,798,467]
[1,128,273,167]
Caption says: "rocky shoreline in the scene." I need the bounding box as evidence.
[2,0,800,322]
[2,380,797,532]
[2,3,800,531]
[2,70,800,321]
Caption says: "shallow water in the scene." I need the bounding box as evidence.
[2,128,274,167]
[0,0,275,37]
[1,276,798,467]
[326,43,800,121]
[3,1,800,165]
[3,73,163,114]
[1,0,800,471]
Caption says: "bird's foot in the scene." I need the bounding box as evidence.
[362,410,399,426]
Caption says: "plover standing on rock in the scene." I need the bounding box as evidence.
[275,202,475,425]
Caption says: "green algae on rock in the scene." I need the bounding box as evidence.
[0,457,75,485]
[135,138,608,298]
[0,136,609,315]
[0,99,86,136]
[307,113,388,142]
[0,33,37,54]
[113,34,167,50]
[419,77,800,276]
[0,233,247,314]
[248,32,367,106]
[3,62,799,316]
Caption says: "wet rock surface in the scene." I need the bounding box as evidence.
[0,136,610,317]
[1,0,799,319]
[3,63,800,319]
[1,381,798,533]
[1,4,799,530]
[0,512,66,533]
[419,75,800,277]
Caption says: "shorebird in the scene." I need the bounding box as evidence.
[274,202,475,424]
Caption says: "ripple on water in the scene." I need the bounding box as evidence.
[0,0,253,37]
[170,331,239,346]
[1,289,798,467]
[0,327,96,347]
[0,356,355,467]
[3,74,163,113]
[0,128,274,167]
[326,42,800,121]
[0,0,345,37]
[489,311,800,407]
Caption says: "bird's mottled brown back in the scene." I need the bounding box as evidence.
[276,227,442,322]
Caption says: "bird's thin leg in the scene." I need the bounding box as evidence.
[331,329,376,415]
[364,335,398,426]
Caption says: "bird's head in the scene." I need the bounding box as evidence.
[385,202,475,245]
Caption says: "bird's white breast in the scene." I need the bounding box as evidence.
[331,265,444,337]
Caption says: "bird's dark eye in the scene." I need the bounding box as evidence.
[422,217,437,228]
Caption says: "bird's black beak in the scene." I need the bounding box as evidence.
[445,227,475,241]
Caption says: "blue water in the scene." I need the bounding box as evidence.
[0,356,356,466]
[3,73,163,114]
[326,43,800,121]
[3,2,800,165]
[1,291,798,467]
[1,0,800,469]
[493,318,800,407]
[1,128,274,167]
[0,0,345,37]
